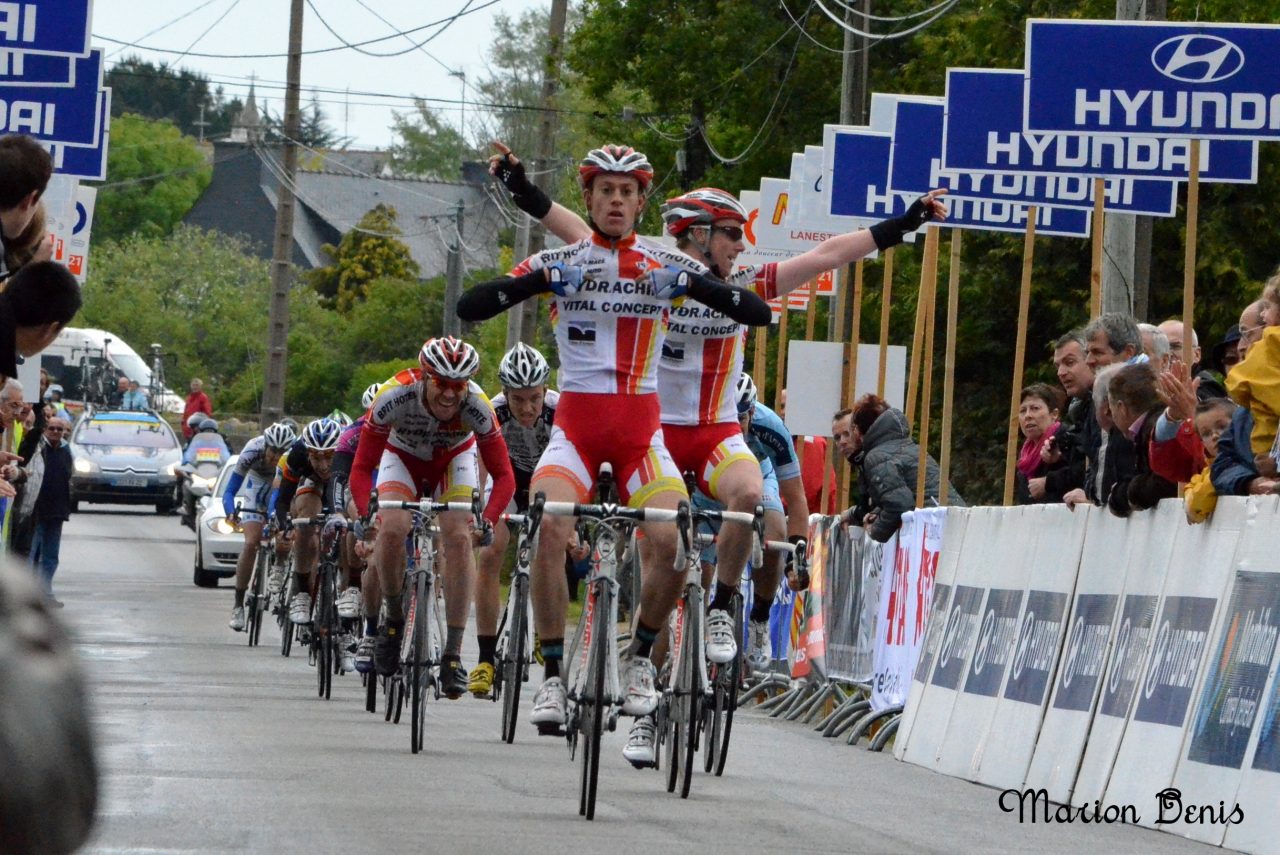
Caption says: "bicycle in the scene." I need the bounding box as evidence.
[243,516,279,648]
[540,466,668,821]
[294,516,344,701]
[372,490,480,755]
[491,498,545,744]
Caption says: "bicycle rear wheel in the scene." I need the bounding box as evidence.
[500,573,529,744]
[579,581,609,821]
[365,670,378,713]
[279,574,295,658]
[317,567,335,700]
[410,571,429,754]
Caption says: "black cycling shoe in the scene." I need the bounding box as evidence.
[374,621,404,677]
[440,657,468,700]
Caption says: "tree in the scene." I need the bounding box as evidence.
[303,205,421,312]
[92,114,211,243]
[264,94,350,149]
[105,56,242,139]
[388,99,478,180]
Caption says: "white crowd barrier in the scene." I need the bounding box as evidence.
[884,496,1280,853]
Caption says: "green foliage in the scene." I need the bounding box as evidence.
[388,100,479,179]
[303,205,421,312]
[345,358,417,406]
[341,276,444,361]
[93,114,210,243]
[264,94,349,149]
[105,56,243,139]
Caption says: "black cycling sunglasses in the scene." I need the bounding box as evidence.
[710,225,744,242]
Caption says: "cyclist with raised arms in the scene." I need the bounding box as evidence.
[488,141,944,666]
[350,337,515,699]
[468,342,559,698]
[457,144,772,730]
[225,422,296,633]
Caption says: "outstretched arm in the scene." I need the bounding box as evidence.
[773,191,947,296]
[490,141,592,243]
[456,268,551,321]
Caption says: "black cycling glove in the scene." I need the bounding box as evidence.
[493,153,552,220]
[869,194,936,251]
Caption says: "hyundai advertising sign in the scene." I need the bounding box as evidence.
[0,0,93,57]
[893,96,1178,216]
[1027,19,1280,140]
[1052,594,1119,713]
[0,48,103,145]
[946,68,1258,183]
[0,50,73,86]
[1133,595,1217,727]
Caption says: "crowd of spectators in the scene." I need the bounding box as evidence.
[1000,273,1280,525]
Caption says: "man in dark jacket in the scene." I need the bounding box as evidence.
[1040,331,1098,502]
[30,416,73,604]
[1211,406,1274,496]
[834,401,963,544]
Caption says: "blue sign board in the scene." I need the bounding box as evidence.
[893,97,1178,216]
[0,0,93,57]
[1099,594,1159,718]
[0,49,73,86]
[946,68,1257,184]
[1027,19,1280,140]
[1004,590,1069,705]
[931,585,985,690]
[963,588,1024,697]
[1188,572,1280,769]
[48,89,108,180]
[0,48,102,145]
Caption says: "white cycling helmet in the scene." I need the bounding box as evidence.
[578,144,654,192]
[361,382,381,410]
[736,373,758,416]
[263,421,297,451]
[497,342,551,389]
[419,336,480,381]
[301,417,341,452]
[661,188,748,237]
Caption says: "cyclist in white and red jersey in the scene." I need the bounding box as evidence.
[458,144,772,729]
[489,143,945,664]
[468,342,559,697]
[350,337,515,699]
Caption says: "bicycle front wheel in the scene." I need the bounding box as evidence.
[501,573,529,745]
[410,571,429,754]
[248,551,267,647]
[579,580,610,821]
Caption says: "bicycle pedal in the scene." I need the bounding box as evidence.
[535,723,565,737]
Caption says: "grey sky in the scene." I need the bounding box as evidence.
[92,0,543,149]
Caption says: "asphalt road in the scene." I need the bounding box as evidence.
[52,505,1222,854]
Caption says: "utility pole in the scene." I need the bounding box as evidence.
[1102,0,1155,316]
[443,201,465,337]
[261,0,303,427]
[194,106,210,144]
[521,0,570,345]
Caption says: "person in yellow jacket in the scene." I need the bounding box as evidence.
[1227,283,1280,456]
[1185,399,1236,524]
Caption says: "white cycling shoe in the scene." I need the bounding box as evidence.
[621,655,659,717]
[623,716,657,768]
[706,609,738,664]
[336,588,361,619]
[747,619,771,673]
[289,591,313,625]
[228,606,246,632]
[530,677,567,728]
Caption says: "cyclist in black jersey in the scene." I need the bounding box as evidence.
[469,342,559,697]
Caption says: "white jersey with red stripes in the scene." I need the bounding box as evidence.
[658,262,779,426]
[510,233,707,395]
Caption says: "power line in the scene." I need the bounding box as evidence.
[170,0,243,67]
[353,0,457,76]
[92,1,502,59]
[305,0,474,60]
[821,0,965,25]
[809,0,963,41]
[105,0,222,60]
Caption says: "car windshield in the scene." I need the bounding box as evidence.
[76,419,176,450]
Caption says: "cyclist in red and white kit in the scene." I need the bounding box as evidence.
[457,144,772,729]
[349,337,515,699]
[488,143,947,671]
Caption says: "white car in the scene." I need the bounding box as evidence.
[193,455,244,588]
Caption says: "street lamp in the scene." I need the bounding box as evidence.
[449,69,467,153]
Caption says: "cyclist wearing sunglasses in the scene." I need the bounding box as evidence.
[458,143,772,733]
[350,336,515,698]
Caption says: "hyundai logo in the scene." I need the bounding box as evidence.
[1151,34,1245,84]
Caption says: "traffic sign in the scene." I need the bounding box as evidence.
[945,68,1258,183]
[0,47,103,144]
[0,0,93,57]
[1026,19,1280,140]
[890,95,1178,216]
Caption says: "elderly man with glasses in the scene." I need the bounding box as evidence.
[26,416,73,605]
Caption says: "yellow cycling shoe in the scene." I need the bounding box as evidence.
[468,662,495,698]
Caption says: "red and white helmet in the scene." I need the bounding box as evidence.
[660,188,747,237]
[419,336,480,381]
[578,144,654,192]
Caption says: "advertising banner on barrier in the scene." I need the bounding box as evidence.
[944,67,1259,183]
[791,516,832,681]
[1026,19,1280,141]
[871,508,945,712]
[893,95,1178,216]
